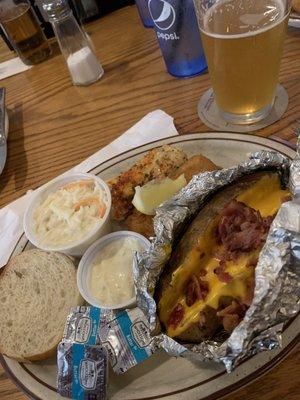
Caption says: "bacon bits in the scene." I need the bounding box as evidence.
[185,274,209,307]
[222,314,240,332]
[214,267,233,283]
[214,261,233,283]
[217,300,247,332]
[167,303,184,329]
[199,269,207,277]
[216,200,273,255]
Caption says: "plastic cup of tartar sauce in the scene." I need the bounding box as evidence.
[77,231,150,310]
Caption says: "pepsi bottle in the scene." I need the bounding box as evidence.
[148,0,207,77]
[135,0,153,27]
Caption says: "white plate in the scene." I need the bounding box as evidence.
[1,133,299,400]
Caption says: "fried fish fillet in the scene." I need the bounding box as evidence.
[169,155,220,182]
[125,155,220,237]
[107,145,188,221]
[125,211,155,238]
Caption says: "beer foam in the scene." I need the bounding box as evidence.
[202,0,286,39]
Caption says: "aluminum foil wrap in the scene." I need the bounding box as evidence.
[134,149,300,372]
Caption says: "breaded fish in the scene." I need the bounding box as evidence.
[125,211,154,238]
[169,155,220,183]
[107,145,187,221]
[125,155,220,237]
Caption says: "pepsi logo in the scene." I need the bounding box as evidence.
[148,0,176,31]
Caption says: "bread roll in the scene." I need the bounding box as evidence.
[0,250,82,361]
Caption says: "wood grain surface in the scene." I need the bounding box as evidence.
[0,5,299,400]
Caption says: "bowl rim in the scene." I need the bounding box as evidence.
[77,230,150,310]
[23,172,112,253]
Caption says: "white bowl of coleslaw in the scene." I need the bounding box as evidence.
[23,173,112,257]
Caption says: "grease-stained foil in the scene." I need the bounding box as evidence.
[134,148,300,372]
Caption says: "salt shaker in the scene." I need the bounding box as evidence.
[40,0,104,86]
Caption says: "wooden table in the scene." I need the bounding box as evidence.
[0,5,299,400]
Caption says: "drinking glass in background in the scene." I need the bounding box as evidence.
[149,0,207,77]
[0,0,51,65]
[193,0,291,125]
[135,0,153,27]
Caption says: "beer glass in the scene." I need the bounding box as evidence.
[193,0,291,124]
[0,0,51,65]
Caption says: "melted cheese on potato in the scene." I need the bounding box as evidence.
[158,174,289,337]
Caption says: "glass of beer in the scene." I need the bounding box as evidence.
[0,0,51,65]
[193,0,291,124]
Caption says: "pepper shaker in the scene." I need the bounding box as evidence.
[40,0,104,86]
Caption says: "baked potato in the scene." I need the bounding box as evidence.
[156,171,290,343]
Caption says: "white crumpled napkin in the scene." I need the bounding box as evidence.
[0,110,178,268]
[0,57,32,81]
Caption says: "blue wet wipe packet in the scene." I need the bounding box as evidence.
[61,306,158,375]
[62,306,115,346]
[57,342,108,400]
[99,307,158,374]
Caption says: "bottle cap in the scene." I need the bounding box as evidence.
[39,0,71,21]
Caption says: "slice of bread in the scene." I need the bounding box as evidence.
[0,249,83,361]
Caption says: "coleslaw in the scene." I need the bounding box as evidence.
[33,179,108,247]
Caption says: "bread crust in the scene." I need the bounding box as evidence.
[0,344,57,362]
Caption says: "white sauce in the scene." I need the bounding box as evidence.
[34,179,108,247]
[89,237,144,307]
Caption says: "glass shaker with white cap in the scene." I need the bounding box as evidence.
[40,0,104,86]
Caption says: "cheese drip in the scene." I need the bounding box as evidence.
[158,174,289,337]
